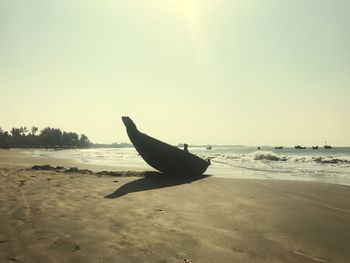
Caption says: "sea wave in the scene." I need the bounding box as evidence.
[311,156,350,164]
[251,151,288,162]
[203,151,350,165]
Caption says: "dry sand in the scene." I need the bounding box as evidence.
[0,149,350,262]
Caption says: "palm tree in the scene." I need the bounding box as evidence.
[31,126,38,136]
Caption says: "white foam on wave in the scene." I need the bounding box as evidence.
[251,151,287,162]
[202,151,350,166]
[289,155,350,165]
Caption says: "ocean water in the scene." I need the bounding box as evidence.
[25,146,350,186]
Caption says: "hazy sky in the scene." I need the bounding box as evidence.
[1,0,349,145]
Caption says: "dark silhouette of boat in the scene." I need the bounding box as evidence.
[275,146,283,150]
[324,141,332,149]
[122,117,210,175]
[312,146,319,149]
[295,145,306,149]
[206,145,212,150]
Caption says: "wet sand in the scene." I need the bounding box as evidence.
[1,149,350,262]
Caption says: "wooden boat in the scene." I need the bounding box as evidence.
[275,146,283,150]
[295,145,306,149]
[206,145,212,150]
[324,141,332,149]
[122,117,210,175]
[312,146,319,149]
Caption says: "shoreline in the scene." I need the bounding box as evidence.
[1,149,350,262]
[0,148,149,172]
[8,148,350,186]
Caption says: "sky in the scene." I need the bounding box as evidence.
[1,0,349,146]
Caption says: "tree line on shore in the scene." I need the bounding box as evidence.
[0,126,91,149]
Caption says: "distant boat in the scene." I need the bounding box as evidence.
[275,146,283,150]
[324,141,332,149]
[312,146,319,149]
[295,145,306,149]
[206,145,212,150]
[257,146,261,150]
[122,117,210,175]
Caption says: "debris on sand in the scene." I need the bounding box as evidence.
[30,165,144,177]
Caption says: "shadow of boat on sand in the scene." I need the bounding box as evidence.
[104,171,211,199]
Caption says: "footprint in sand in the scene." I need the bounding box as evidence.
[19,180,26,186]
[5,253,19,262]
[54,238,80,252]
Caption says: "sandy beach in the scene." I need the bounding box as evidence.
[1,149,350,262]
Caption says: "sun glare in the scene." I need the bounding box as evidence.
[167,0,203,65]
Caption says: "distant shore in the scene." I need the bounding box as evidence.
[0,149,350,262]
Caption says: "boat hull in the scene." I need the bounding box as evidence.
[122,117,210,175]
